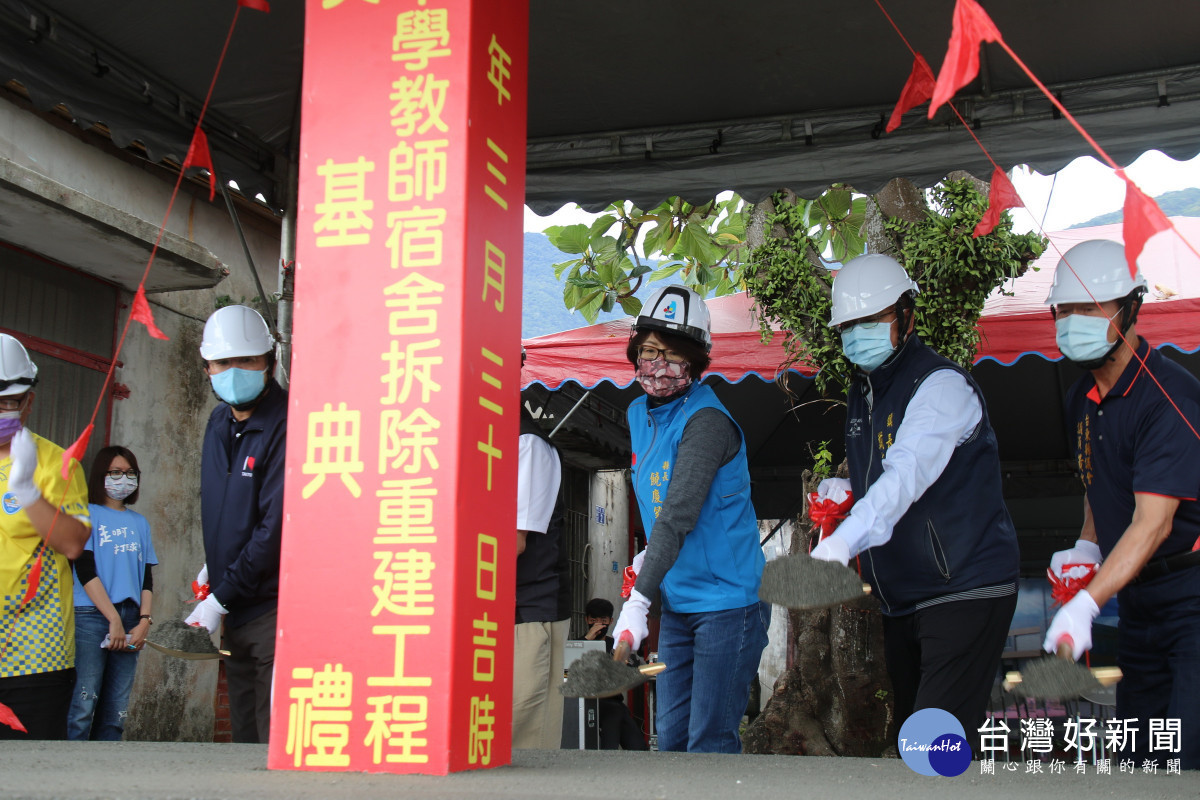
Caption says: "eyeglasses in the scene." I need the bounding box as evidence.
[0,393,29,412]
[637,345,686,363]
[106,469,139,479]
[836,311,896,334]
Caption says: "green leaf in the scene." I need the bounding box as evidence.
[545,223,592,255]
[617,295,642,316]
[578,289,605,323]
[649,261,685,281]
[588,215,618,240]
[553,258,582,281]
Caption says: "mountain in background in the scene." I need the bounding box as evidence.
[1070,187,1200,228]
[523,232,678,339]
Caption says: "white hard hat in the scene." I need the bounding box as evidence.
[0,333,38,397]
[1045,239,1148,306]
[200,305,274,360]
[635,284,713,352]
[828,254,919,328]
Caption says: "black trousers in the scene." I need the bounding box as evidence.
[0,668,75,740]
[222,608,277,744]
[882,592,1017,751]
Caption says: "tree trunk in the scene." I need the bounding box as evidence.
[743,464,896,757]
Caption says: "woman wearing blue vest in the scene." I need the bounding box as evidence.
[610,285,769,753]
[809,254,1019,743]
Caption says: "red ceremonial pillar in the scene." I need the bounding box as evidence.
[268,0,527,774]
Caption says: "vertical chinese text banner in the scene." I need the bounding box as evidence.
[270,0,527,774]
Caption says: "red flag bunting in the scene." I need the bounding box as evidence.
[61,424,94,480]
[183,127,217,202]
[21,552,41,606]
[237,0,270,10]
[887,54,936,133]
[131,286,170,340]
[0,701,27,733]
[972,166,1023,237]
[1119,171,1171,279]
[929,0,1003,117]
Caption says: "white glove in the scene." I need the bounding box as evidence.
[1049,539,1102,578]
[7,429,41,508]
[611,588,651,651]
[1043,589,1100,661]
[815,477,852,505]
[196,564,209,586]
[631,549,646,575]
[810,535,851,567]
[184,594,228,634]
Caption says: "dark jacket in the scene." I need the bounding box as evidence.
[201,379,287,629]
[516,408,566,624]
[846,335,1019,616]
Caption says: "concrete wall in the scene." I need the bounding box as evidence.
[1,98,283,740]
[587,470,629,615]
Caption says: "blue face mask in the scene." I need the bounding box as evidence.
[210,368,267,406]
[1055,313,1116,364]
[841,322,895,372]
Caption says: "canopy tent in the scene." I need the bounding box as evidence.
[523,218,1200,389]
[2,1,1199,212]
[520,219,1200,540]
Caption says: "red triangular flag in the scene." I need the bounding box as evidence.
[131,286,170,341]
[972,166,1024,237]
[929,0,1003,117]
[61,424,94,480]
[887,54,937,133]
[0,701,27,733]
[183,128,217,201]
[1119,171,1170,279]
[21,551,41,606]
[238,0,270,11]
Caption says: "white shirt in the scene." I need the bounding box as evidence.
[516,433,561,533]
[833,369,983,557]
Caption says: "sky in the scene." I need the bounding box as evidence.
[523,150,1200,237]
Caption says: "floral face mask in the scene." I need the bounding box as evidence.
[635,357,691,398]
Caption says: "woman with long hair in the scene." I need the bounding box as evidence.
[67,445,157,740]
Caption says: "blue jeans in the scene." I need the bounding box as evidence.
[1116,568,1200,770]
[656,601,770,753]
[68,601,142,741]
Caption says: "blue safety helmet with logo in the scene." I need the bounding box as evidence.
[633,284,713,352]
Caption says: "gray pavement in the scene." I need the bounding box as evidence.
[0,744,1197,800]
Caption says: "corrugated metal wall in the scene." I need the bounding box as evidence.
[0,246,116,470]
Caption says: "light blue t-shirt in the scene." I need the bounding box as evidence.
[72,504,158,607]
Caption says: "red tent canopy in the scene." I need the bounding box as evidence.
[523,218,1200,389]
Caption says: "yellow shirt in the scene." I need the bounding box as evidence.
[0,431,90,677]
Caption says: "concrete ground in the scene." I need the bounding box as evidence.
[0,744,1196,800]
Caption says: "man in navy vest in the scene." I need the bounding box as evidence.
[513,348,567,749]
[1041,240,1200,769]
[810,254,1019,744]
[185,305,286,744]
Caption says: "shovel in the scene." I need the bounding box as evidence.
[1002,637,1122,700]
[758,553,872,610]
[145,641,231,660]
[144,619,228,660]
[560,634,666,699]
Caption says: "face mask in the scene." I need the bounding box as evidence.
[1055,313,1116,365]
[0,411,21,445]
[841,322,895,372]
[636,358,691,398]
[104,475,138,501]
[210,368,267,406]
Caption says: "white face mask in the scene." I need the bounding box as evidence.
[104,474,138,501]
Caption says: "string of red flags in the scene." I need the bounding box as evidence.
[886,54,936,134]
[927,0,1002,119]
[183,128,218,202]
[972,166,1023,238]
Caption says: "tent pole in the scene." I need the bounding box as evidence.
[549,390,591,439]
